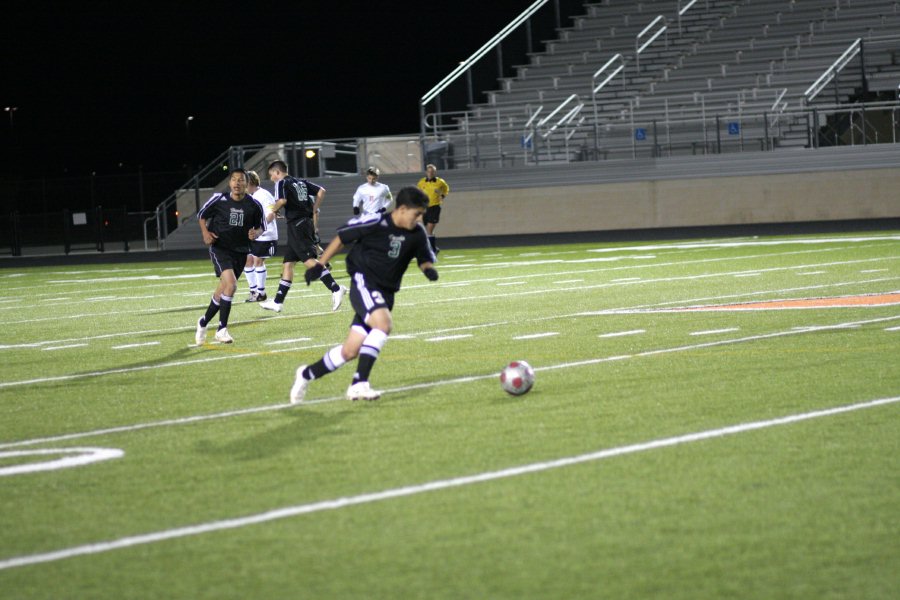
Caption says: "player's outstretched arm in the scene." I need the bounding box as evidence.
[306,236,345,285]
[420,262,438,281]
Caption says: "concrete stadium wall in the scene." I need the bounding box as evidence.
[436,167,900,238]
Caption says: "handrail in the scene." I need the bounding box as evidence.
[803,38,861,103]
[543,101,584,139]
[592,54,626,95]
[635,15,668,70]
[537,94,580,130]
[592,54,626,153]
[677,0,701,34]
[420,0,550,106]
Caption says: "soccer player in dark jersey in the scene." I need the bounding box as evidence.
[289,186,438,402]
[259,160,348,314]
[195,169,265,345]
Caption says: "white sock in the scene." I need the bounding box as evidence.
[245,268,258,293]
[257,264,267,294]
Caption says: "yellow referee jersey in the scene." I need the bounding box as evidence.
[416,177,450,208]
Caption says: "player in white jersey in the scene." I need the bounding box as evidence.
[244,170,279,302]
[352,166,393,217]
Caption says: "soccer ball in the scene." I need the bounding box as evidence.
[499,360,535,396]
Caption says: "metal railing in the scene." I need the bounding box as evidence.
[635,15,668,71]
[422,100,900,167]
[418,0,564,166]
[144,140,359,250]
[804,38,862,103]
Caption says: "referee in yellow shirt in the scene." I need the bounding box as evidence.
[416,163,450,255]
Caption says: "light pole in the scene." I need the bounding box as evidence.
[4,106,17,137]
[185,115,194,171]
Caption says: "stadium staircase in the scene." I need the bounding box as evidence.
[437,0,900,166]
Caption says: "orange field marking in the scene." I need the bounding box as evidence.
[682,292,900,311]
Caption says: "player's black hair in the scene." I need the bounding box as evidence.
[395,186,429,210]
[267,160,289,174]
[229,168,248,181]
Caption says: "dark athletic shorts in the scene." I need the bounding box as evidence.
[348,271,395,333]
[249,239,277,258]
[424,205,441,225]
[283,218,318,263]
[209,246,248,278]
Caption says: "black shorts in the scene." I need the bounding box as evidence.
[249,239,277,258]
[283,218,318,263]
[348,271,395,332]
[209,246,248,278]
[424,205,441,225]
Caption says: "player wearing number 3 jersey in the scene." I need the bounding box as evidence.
[288,186,437,403]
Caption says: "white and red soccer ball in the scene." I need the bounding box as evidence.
[499,360,535,396]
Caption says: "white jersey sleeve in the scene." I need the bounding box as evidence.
[252,187,278,241]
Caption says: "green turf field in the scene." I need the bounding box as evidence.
[1,231,898,599]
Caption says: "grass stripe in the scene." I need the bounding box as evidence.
[3,314,898,449]
[1,395,896,571]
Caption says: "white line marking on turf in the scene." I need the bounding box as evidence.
[265,338,313,346]
[425,334,473,342]
[42,344,88,351]
[598,329,646,338]
[496,281,526,286]
[733,273,762,278]
[512,332,559,340]
[611,277,642,282]
[585,235,900,252]
[553,279,584,284]
[690,328,741,336]
[0,448,123,477]
[860,269,888,273]
[111,342,161,350]
[885,326,900,332]
[2,314,898,394]
[1,396,896,571]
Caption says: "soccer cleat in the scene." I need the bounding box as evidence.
[346,381,382,401]
[194,318,208,346]
[259,299,283,313]
[289,365,309,404]
[331,285,348,312]
[214,327,234,344]
[244,292,259,303]
[257,293,267,301]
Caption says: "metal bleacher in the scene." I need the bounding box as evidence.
[427,0,900,167]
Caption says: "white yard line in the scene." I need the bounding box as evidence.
[425,334,474,342]
[111,342,161,350]
[41,344,88,351]
[265,338,313,346]
[689,328,741,336]
[598,329,646,338]
[512,332,560,340]
[1,395,896,571]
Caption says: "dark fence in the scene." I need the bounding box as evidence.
[0,207,154,257]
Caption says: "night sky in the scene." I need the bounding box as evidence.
[2,0,576,178]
